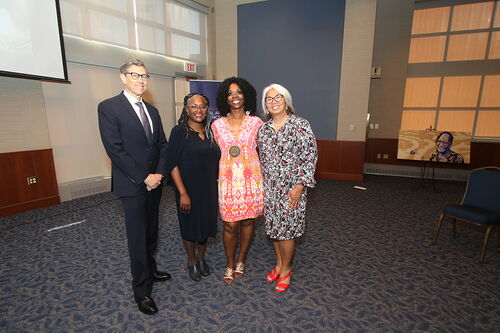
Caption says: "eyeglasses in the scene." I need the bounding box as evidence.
[187,104,208,111]
[125,72,150,80]
[265,94,284,104]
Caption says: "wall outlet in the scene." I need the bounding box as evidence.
[383,154,389,159]
[371,66,382,79]
[377,153,381,159]
[27,176,37,185]
[374,123,379,129]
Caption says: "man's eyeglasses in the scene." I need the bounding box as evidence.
[265,94,284,104]
[187,104,208,111]
[125,72,150,80]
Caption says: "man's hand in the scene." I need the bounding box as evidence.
[144,174,163,190]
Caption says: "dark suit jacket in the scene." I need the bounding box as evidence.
[98,92,168,197]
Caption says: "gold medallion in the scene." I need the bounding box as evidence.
[229,145,240,157]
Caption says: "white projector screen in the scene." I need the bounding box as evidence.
[0,0,68,82]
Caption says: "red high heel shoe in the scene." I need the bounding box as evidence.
[275,271,292,292]
[266,268,279,282]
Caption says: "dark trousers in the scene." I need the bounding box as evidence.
[121,187,162,298]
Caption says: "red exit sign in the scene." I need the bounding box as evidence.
[184,62,196,73]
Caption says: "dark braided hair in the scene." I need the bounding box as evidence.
[177,92,213,142]
[215,77,257,117]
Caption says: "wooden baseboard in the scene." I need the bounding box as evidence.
[316,171,364,182]
[0,196,60,217]
[315,140,365,181]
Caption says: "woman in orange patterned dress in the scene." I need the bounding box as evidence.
[211,77,264,284]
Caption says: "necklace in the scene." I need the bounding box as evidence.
[272,115,289,130]
[187,122,205,139]
[227,115,246,158]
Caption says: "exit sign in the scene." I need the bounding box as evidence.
[184,62,196,73]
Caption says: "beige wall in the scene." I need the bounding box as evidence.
[42,62,175,184]
[0,77,51,153]
[44,37,178,184]
[214,0,267,79]
[337,0,377,141]
[214,0,239,79]
[367,0,414,138]
[0,0,213,189]
[0,36,181,185]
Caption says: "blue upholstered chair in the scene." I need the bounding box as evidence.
[432,167,500,262]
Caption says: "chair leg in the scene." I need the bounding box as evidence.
[451,218,457,237]
[496,226,500,253]
[433,213,445,245]
[479,225,494,263]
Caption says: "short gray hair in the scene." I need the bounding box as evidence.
[262,83,295,117]
[119,58,147,74]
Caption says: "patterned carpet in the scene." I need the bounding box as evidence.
[0,176,499,332]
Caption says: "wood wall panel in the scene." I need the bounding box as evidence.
[440,76,481,107]
[315,140,365,181]
[404,77,440,107]
[450,2,494,31]
[0,149,60,217]
[412,7,450,34]
[365,138,500,169]
[409,36,446,63]
[446,33,488,62]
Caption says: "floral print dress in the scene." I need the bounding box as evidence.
[257,115,318,240]
[211,115,264,222]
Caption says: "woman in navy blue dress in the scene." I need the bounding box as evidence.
[167,93,220,282]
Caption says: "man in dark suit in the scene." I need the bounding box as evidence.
[98,58,170,315]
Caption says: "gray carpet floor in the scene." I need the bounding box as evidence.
[1,176,499,332]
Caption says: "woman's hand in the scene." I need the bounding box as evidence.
[288,184,304,210]
[180,193,191,213]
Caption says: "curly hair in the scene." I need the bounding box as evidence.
[216,77,257,117]
[177,92,213,142]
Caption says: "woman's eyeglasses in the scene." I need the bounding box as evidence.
[265,94,284,104]
[187,104,208,111]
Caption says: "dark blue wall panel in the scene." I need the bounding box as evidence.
[238,0,345,140]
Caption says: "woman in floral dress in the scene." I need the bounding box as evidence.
[257,83,318,292]
[211,77,264,284]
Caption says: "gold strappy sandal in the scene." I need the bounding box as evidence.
[224,267,234,284]
[234,262,245,277]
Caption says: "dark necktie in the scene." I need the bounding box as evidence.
[136,102,152,142]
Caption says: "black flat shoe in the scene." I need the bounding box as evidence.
[135,296,158,315]
[153,270,171,281]
[188,263,201,282]
[199,260,210,276]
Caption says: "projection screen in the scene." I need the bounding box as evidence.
[0,0,68,82]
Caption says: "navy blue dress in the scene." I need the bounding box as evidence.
[167,124,220,242]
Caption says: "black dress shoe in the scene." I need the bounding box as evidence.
[188,263,201,282]
[198,260,210,277]
[135,296,158,315]
[153,270,171,281]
